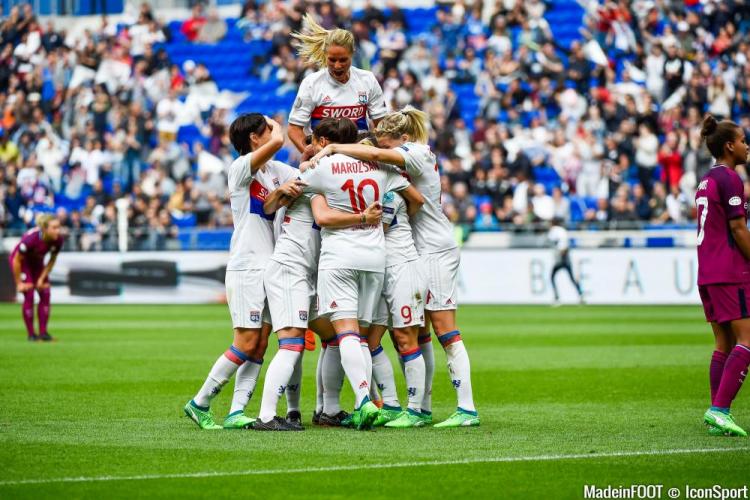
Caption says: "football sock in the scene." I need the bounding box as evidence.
[360,335,373,391]
[338,332,370,409]
[286,347,304,413]
[371,344,400,408]
[315,343,327,413]
[21,290,35,337]
[259,338,303,422]
[193,345,245,408]
[419,333,435,413]
[710,350,729,403]
[322,342,343,415]
[229,355,263,414]
[439,330,476,412]
[37,287,50,335]
[401,347,425,412]
[713,344,750,409]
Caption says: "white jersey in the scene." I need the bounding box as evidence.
[382,191,419,267]
[301,153,409,272]
[289,67,387,134]
[394,142,457,255]
[270,192,321,272]
[226,154,297,271]
[548,225,570,258]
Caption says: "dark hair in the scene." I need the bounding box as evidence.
[229,113,267,155]
[701,114,741,158]
[356,131,378,146]
[312,118,358,144]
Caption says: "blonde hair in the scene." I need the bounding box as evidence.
[291,14,355,68]
[374,106,430,144]
[36,213,55,229]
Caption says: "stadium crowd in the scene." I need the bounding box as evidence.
[1,0,750,249]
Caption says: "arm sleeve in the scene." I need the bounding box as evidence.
[300,167,322,197]
[288,77,315,127]
[228,153,254,190]
[393,145,424,179]
[278,162,299,185]
[722,172,747,220]
[385,168,410,192]
[367,72,387,121]
[381,191,401,225]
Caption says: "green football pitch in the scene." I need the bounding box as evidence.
[0,304,748,499]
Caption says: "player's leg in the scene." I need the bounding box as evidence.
[425,249,479,428]
[311,316,348,425]
[710,322,735,403]
[550,263,563,303]
[18,266,36,340]
[385,324,426,428]
[256,326,305,431]
[369,323,402,425]
[367,321,388,407]
[419,319,435,422]
[563,260,584,302]
[36,270,53,341]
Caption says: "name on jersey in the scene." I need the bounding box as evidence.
[698,180,708,191]
[311,105,366,120]
[331,160,379,175]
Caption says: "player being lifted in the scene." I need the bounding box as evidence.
[695,114,750,437]
[10,213,63,342]
[311,106,480,427]
[304,117,424,429]
[184,114,303,430]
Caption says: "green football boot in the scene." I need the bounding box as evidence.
[356,401,380,430]
[707,425,730,436]
[184,400,222,430]
[419,411,433,425]
[434,409,480,428]
[373,406,402,427]
[223,410,255,429]
[385,409,426,428]
[703,409,747,437]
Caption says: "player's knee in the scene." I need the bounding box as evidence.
[393,327,418,352]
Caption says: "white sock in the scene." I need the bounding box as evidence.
[193,347,244,408]
[419,334,435,413]
[315,345,326,413]
[229,356,264,414]
[322,344,343,415]
[439,331,475,413]
[360,336,373,392]
[339,333,370,408]
[371,345,400,409]
[258,339,303,422]
[402,347,425,412]
[285,350,303,413]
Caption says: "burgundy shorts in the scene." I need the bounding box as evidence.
[699,283,750,323]
[8,253,44,285]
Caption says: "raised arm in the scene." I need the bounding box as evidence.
[310,196,382,229]
[249,117,285,173]
[312,143,406,168]
[397,184,424,217]
[288,124,308,154]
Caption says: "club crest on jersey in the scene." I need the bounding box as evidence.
[299,310,308,321]
[273,177,280,187]
[250,310,261,322]
[730,196,742,206]
[322,95,333,105]
[358,91,368,104]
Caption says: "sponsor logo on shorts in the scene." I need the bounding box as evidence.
[426,291,433,304]
[299,310,308,321]
[730,196,742,206]
[359,381,368,389]
[250,310,261,322]
[330,300,338,309]
[446,298,454,305]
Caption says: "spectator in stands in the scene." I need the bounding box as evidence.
[198,8,227,43]
[181,4,206,43]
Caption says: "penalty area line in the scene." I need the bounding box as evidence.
[1,446,748,487]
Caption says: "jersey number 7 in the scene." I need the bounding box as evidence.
[696,196,708,246]
[341,179,379,213]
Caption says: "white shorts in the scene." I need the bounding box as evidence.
[423,248,460,312]
[373,259,427,328]
[318,268,384,325]
[264,259,318,330]
[225,269,270,329]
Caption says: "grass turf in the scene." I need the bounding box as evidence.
[0,304,748,499]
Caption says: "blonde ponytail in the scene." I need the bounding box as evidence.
[36,213,54,229]
[291,14,355,68]
[375,106,430,144]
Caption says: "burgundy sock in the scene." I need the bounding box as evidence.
[714,345,750,409]
[38,288,51,335]
[22,290,35,337]
[710,350,729,404]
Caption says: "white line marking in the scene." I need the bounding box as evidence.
[1,446,748,487]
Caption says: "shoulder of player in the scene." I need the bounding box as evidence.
[350,66,377,82]
[301,69,328,86]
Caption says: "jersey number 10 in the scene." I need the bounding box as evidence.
[341,179,379,214]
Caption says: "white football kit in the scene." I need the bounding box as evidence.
[225,154,296,328]
[301,153,410,323]
[289,67,387,135]
[372,191,427,329]
[394,142,460,312]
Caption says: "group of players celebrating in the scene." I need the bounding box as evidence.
[183,16,479,431]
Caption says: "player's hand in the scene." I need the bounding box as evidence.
[279,179,307,198]
[265,116,282,137]
[363,202,382,225]
[36,279,50,289]
[310,145,335,166]
[301,144,317,161]
[17,282,33,293]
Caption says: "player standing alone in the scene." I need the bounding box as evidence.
[10,214,63,342]
[696,114,750,437]
[548,219,584,306]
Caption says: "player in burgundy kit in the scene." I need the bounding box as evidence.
[9,214,64,341]
[696,115,750,437]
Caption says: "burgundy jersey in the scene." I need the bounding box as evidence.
[696,165,750,285]
[11,228,64,270]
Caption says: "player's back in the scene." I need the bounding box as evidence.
[394,142,456,255]
[302,153,408,272]
[271,194,321,272]
[696,165,750,285]
[382,191,419,267]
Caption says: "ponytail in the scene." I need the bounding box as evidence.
[701,114,741,159]
[375,106,430,144]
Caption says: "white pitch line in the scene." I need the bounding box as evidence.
[1,446,748,487]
